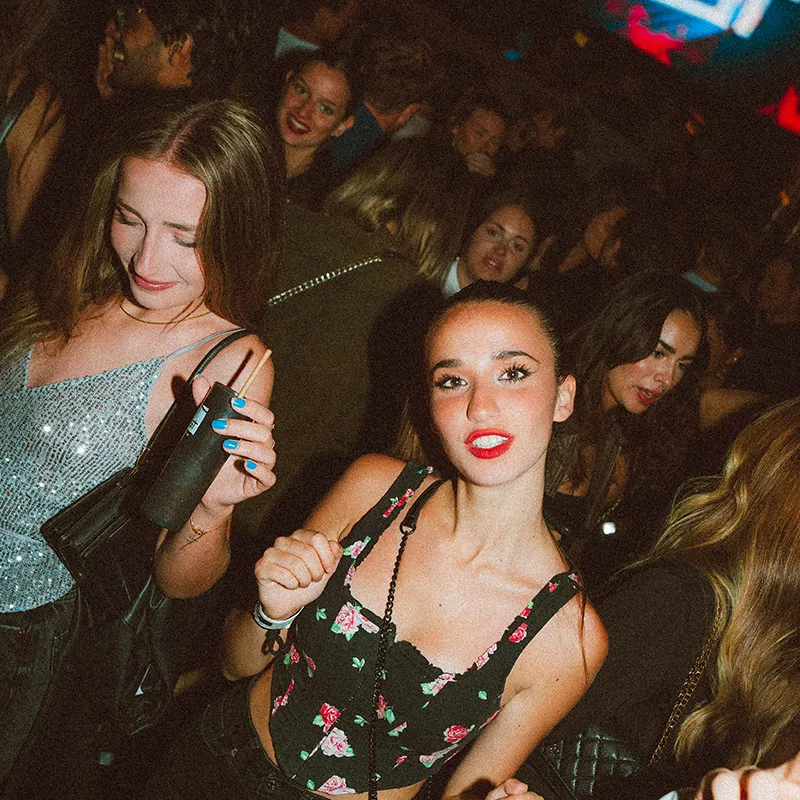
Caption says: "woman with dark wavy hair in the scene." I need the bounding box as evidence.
[544,270,706,584]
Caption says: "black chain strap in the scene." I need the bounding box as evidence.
[367,479,444,799]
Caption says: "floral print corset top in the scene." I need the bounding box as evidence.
[269,462,582,796]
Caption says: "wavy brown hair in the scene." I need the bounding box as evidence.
[650,397,800,767]
[561,271,706,504]
[0,94,284,360]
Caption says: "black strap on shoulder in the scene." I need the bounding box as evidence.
[0,73,40,146]
[146,328,253,452]
[399,479,445,534]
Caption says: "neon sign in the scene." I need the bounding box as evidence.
[650,0,798,37]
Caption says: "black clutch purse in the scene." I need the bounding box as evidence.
[40,328,252,733]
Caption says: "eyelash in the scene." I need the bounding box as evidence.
[115,209,196,248]
[434,363,533,390]
[114,209,136,226]
[501,363,532,382]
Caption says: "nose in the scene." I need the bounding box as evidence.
[655,362,678,392]
[493,239,507,256]
[466,380,499,422]
[132,230,159,275]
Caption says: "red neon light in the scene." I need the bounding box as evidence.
[625,4,684,65]
[758,85,800,135]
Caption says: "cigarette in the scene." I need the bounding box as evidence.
[238,349,272,398]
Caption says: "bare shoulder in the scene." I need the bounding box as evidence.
[518,591,607,694]
[304,454,414,542]
[198,332,271,401]
[7,80,63,157]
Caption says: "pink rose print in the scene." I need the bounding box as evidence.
[548,581,558,593]
[421,673,456,696]
[318,775,356,795]
[569,572,582,587]
[509,623,527,643]
[320,728,355,758]
[419,744,458,768]
[314,703,340,732]
[521,605,531,618]
[344,564,356,587]
[271,679,295,716]
[443,725,470,743]
[377,695,387,719]
[304,653,316,673]
[342,539,367,558]
[388,722,407,737]
[331,603,379,639]
[287,643,300,663]
[474,643,497,670]
[382,488,415,518]
[395,755,408,767]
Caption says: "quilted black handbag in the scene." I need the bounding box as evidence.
[41,328,251,734]
[518,604,723,800]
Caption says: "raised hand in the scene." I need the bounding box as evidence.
[255,530,343,622]
[191,376,277,517]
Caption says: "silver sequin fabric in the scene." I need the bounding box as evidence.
[0,347,166,612]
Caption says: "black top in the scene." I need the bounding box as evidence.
[270,461,583,794]
[518,562,716,798]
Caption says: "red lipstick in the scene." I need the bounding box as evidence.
[635,387,659,407]
[465,429,513,459]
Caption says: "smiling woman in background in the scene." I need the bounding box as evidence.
[276,47,361,207]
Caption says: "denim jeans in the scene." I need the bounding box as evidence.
[147,678,319,800]
[0,590,76,787]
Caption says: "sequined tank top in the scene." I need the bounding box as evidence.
[0,332,234,612]
[269,461,582,796]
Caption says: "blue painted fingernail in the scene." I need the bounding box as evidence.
[223,439,238,450]
[245,460,257,470]
[211,419,228,430]
[232,397,246,409]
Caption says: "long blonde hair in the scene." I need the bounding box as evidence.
[649,397,800,767]
[324,136,473,281]
[1,94,284,359]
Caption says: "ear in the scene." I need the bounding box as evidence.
[169,33,193,70]
[284,69,295,83]
[332,114,355,137]
[553,374,575,423]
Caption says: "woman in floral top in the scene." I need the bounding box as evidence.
[149,281,607,800]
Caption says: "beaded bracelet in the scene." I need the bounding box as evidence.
[252,602,303,630]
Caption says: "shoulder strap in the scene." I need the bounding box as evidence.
[340,461,433,558]
[145,328,253,454]
[164,327,244,362]
[0,73,40,146]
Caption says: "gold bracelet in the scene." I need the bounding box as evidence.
[188,515,231,537]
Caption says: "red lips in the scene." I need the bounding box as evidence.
[133,273,178,291]
[465,429,514,459]
[635,387,660,407]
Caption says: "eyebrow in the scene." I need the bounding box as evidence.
[117,199,197,233]
[486,219,533,247]
[295,76,341,110]
[658,339,695,362]
[430,350,542,375]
